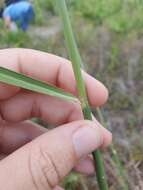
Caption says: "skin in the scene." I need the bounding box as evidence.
[0,49,112,190]
[3,16,11,29]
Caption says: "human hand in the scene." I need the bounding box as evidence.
[3,16,11,29]
[0,49,112,190]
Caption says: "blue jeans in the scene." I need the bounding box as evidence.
[18,6,34,31]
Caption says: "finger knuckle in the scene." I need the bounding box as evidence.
[28,144,60,190]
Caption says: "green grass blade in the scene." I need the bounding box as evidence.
[56,0,109,189]
[0,67,77,102]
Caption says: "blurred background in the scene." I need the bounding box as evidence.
[0,0,143,189]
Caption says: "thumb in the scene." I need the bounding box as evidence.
[0,120,111,190]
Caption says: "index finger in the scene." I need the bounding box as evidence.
[0,48,108,106]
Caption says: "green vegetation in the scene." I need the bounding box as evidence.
[0,0,142,189]
[72,0,143,33]
[56,0,109,189]
[0,67,77,102]
[42,0,143,33]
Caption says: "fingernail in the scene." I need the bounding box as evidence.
[73,122,103,158]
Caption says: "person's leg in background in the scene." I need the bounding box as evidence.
[18,4,34,31]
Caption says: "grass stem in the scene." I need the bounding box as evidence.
[96,108,129,190]
[56,0,109,189]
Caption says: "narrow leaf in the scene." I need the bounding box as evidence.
[0,67,77,102]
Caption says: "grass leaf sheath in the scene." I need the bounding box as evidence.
[56,0,109,189]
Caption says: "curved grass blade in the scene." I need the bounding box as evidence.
[0,67,77,102]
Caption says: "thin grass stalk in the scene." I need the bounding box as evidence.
[56,0,108,189]
[96,108,128,190]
